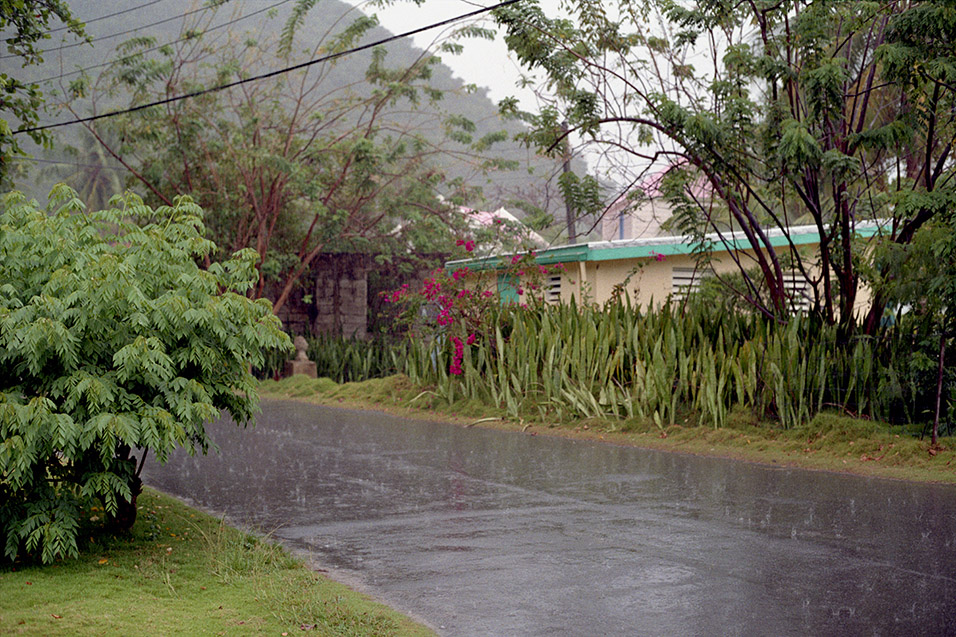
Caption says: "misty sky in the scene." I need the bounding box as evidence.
[351,0,561,112]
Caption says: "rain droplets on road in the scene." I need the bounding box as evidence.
[144,399,956,636]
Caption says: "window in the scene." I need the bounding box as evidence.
[784,271,813,313]
[671,267,705,300]
[546,274,562,303]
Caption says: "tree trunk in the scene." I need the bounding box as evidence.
[933,333,947,447]
[107,445,143,533]
[109,474,142,533]
[861,292,886,337]
[561,121,577,244]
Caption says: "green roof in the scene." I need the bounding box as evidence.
[448,222,886,272]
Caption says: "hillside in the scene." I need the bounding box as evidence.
[7,0,590,241]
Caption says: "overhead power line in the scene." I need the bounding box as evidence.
[38,0,170,36]
[15,0,521,137]
[32,0,296,85]
[10,156,128,172]
[2,0,292,61]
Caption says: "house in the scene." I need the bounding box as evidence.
[448,222,885,315]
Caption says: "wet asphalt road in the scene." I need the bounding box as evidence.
[143,399,956,636]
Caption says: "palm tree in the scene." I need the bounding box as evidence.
[41,128,126,210]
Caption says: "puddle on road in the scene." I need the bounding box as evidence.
[145,399,956,636]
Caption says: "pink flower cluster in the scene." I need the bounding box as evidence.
[384,283,410,303]
[449,333,478,375]
[450,336,464,375]
[414,267,477,328]
[422,276,442,301]
[386,243,565,379]
[651,251,666,262]
[436,293,455,326]
[510,250,537,265]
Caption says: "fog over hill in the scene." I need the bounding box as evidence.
[7,0,593,241]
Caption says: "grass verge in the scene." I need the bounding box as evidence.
[0,488,435,637]
[261,374,956,484]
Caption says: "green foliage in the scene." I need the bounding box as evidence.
[306,335,404,384]
[557,171,602,224]
[870,212,956,433]
[0,186,292,563]
[397,292,946,434]
[778,119,822,172]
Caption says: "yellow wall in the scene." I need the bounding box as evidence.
[554,253,701,306]
[539,248,872,317]
[458,241,874,318]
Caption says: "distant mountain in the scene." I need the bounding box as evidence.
[8,0,592,242]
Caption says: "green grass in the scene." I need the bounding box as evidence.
[261,374,956,484]
[260,374,507,422]
[0,489,435,636]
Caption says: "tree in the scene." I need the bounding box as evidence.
[872,216,956,443]
[1,0,87,185]
[493,0,956,339]
[67,1,506,315]
[0,185,292,563]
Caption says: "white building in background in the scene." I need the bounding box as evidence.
[459,205,547,253]
[600,165,711,242]
[600,173,672,241]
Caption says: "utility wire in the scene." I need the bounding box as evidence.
[1,0,289,60]
[32,0,296,85]
[10,156,129,171]
[37,0,170,36]
[15,0,520,137]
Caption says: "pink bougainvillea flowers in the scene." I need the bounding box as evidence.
[449,336,465,375]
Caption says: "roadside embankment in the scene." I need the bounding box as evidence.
[0,488,436,636]
[261,374,956,484]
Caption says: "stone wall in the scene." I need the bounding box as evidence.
[312,253,370,339]
[267,254,370,338]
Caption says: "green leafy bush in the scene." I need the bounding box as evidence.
[398,285,947,433]
[306,335,405,384]
[0,186,292,563]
